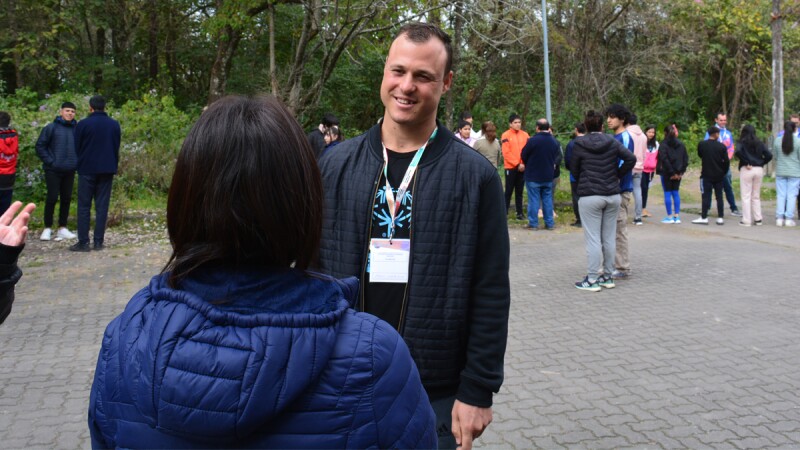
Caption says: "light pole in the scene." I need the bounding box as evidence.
[542,0,552,124]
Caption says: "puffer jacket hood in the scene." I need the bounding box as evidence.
[578,132,618,153]
[571,132,636,197]
[89,268,436,448]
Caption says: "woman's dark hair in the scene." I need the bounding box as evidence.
[782,121,796,155]
[663,124,678,143]
[163,95,322,286]
[574,122,586,134]
[738,124,757,150]
[327,125,343,142]
[584,110,604,132]
[457,119,471,131]
[645,125,657,147]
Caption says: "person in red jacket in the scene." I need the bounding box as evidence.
[0,112,19,215]
[501,114,529,219]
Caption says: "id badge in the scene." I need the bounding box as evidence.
[369,238,410,283]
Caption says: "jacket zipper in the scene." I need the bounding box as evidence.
[396,171,418,334]
[359,165,383,312]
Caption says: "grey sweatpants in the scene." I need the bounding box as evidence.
[579,194,621,281]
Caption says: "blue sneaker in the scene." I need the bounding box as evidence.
[597,274,615,289]
[673,215,681,224]
[575,276,601,292]
[661,217,673,224]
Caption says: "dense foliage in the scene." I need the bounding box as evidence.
[1,0,798,208]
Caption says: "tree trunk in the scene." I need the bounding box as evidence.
[208,24,241,104]
[770,0,783,177]
[446,2,463,129]
[269,3,278,96]
[95,28,106,90]
[148,0,158,82]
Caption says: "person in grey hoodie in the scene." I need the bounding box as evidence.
[570,110,636,292]
[626,115,648,225]
[35,102,78,242]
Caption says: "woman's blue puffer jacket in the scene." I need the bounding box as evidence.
[88,267,437,448]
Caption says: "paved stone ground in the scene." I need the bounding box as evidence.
[1,204,799,448]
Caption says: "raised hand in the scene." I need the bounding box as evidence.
[0,202,36,247]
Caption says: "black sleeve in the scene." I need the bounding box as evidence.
[35,124,54,166]
[761,143,773,165]
[564,141,574,171]
[0,243,24,326]
[680,143,690,173]
[721,147,730,173]
[520,140,532,166]
[457,169,510,408]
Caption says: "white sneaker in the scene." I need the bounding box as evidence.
[786,219,797,227]
[777,218,785,227]
[56,227,77,240]
[716,218,724,225]
[692,217,708,224]
[40,228,52,241]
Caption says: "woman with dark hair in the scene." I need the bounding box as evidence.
[88,96,436,448]
[641,125,659,218]
[656,124,689,224]
[321,124,343,157]
[773,120,800,227]
[734,124,772,226]
[571,110,636,292]
[455,119,476,147]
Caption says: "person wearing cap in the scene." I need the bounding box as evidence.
[35,101,79,242]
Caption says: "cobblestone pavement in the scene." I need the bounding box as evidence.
[1,209,799,449]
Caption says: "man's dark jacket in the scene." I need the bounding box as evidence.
[697,139,730,182]
[316,121,510,407]
[307,129,326,158]
[75,111,121,175]
[571,133,637,197]
[35,117,78,172]
[521,132,562,183]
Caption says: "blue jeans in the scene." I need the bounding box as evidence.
[526,181,554,228]
[775,176,800,220]
[723,169,738,212]
[77,174,114,245]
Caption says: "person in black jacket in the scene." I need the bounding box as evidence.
[734,124,773,226]
[35,102,78,242]
[693,127,730,225]
[571,110,636,292]
[306,113,339,158]
[70,96,121,252]
[317,22,509,450]
[0,201,36,326]
[656,124,689,223]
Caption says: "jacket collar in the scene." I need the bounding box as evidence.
[366,119,452,167]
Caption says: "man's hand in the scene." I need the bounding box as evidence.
[517,163,525,172]
[451,400,492,450]
[0,202,36,247]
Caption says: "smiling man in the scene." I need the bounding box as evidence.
[317,22,510,450]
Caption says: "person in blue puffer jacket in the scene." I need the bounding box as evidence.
[88,95,437,449]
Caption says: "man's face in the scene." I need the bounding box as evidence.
[791,117,800,128]
[716,114,727,128]
[485,128,497,141]
[606,115,624,132]
[510,119,522,131]
[380,35,452,130]
[60,108,76,122]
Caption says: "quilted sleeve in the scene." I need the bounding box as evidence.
[370,320,437,448]
[88,321,118,449]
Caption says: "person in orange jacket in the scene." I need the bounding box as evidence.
[501,114,529,219]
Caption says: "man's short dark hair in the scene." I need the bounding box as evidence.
[61,102,76,110]
[321,113,339,127]
[508,113,521,124]
[395,22,453,77]
[628,114,638,126]
[707,126,720,136]
[460,111,473,121]
[574,122,586,134]
[604,104,631,123]
[536,119,550,131]
[0,112,10,128]
[584,110,605,132]
[89,95,107,111]
[164,95,322,287]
